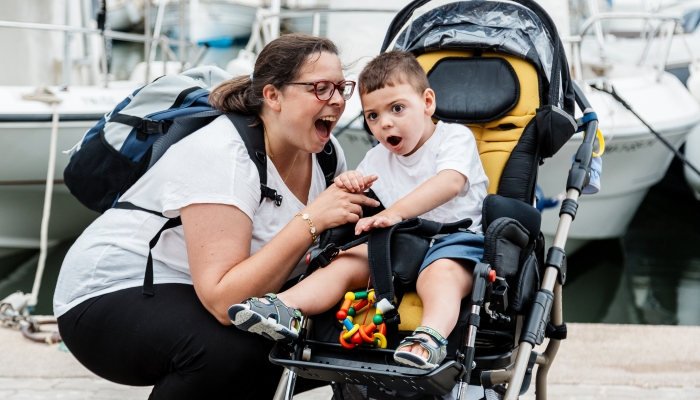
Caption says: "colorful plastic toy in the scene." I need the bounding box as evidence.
[337,289,387,349]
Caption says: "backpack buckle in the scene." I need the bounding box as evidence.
[138,118,169,135]
[260,185,283,206]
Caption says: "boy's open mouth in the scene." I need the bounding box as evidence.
[387,135,402,147]
[315,116,336,140]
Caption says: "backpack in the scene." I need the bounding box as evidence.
[63,66,338,295]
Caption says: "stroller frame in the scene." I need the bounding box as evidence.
[268,1,601,398]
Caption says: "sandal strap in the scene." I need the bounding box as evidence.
[245,294,302,331]
[414,326,448,346]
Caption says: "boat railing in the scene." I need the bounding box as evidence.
[244,7,400,54]
[568,7,685,82]
[0,1,194,89]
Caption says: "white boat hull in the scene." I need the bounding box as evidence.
[538,72,700,242]
[0,186,98,251]
[539,125,689,240]
[0,84,138,250]
[684,123,700,200]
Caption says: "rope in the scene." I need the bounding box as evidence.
[591,84,700,177]
[21,86,62,309]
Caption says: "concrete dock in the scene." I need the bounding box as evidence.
[1,323,699,399]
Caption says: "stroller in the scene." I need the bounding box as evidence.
[270,1,600,399]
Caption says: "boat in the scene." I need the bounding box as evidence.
[536,0,700,253]
[108,0,147,32]
[0,0,102,87]
[684,123,700,199]
[0,0,185,270]
[151,0,332,46]
[226,0,403,168]
[574,1,700,85]
[0,84,137,257]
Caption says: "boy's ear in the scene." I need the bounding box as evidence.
[262,84,282,112]
[423,88,436,117]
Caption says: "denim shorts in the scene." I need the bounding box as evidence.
[419,231,485,274]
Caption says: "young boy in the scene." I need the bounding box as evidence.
[229,51,489,370]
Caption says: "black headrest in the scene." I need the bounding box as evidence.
[427,57,519,124]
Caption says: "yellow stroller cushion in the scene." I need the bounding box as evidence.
[390,51,542,332]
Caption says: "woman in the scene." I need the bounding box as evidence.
[53,34,379,399]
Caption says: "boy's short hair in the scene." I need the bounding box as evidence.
[358,51,429,96]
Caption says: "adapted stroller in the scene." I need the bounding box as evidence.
[270,1,600,399]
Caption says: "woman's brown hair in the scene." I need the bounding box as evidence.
[209,34,339,118]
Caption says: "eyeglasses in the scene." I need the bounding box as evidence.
[287,80,356,101]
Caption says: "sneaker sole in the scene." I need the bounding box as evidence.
[393,352,437,370]
[228,305,298,343]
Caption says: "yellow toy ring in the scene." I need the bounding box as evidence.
[373,332,387,349]
[342,324,360,340]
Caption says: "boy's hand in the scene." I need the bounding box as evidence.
[354,212,402,235]
[334,171,377,193]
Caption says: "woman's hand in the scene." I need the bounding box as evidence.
[305,174,380,232]
[181,177,379,325]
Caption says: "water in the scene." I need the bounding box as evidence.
[563,157,700,325]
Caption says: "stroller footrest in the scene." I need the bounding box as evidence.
[270,341,465,396]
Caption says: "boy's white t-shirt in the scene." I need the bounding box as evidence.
[356,121,488,233]
[53,115,346,318]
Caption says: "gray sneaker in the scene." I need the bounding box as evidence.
[228,293,302,343]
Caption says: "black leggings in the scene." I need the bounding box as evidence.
[58,283,316,399]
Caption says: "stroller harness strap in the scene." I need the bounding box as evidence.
[367,218,472,324]
[308,218,473,324]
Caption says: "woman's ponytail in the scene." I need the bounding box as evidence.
[209,75,262,115]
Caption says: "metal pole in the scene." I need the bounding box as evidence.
[144,0,152,84]
[150,0,166,65]
[270,0,281,40]
[179,0,186,70]
[63,0,72,87]
[312,12,321,37]
[586,0,607,63]
[503,342,533,400]
[504,189,580,400]
[284,369,298,400]
[273,368,295,400]
[535,283,562,400]
[79,0,92,84]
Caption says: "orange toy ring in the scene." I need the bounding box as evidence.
[358,326,375,343]
[339,332,356,349]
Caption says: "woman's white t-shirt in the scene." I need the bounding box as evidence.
[53,115,346,318]
[356,121,488,233]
